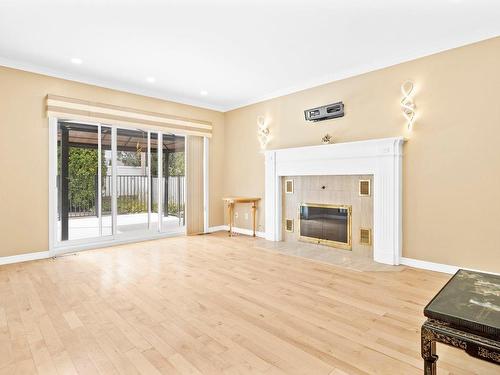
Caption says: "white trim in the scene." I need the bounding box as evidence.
[265,137,405,266]
[52,230,185,256]
[207,225,266,238]
[400,257,500,276]
[2,34,498,112]
[0,57,223,112]
[1,230,186,266]
[0,251,51,266]
[48,117,189,254]
[222,34,500,111]
[0,30,498,112]
[207,225,226,233]
[203,137,210,233]
[47,97,212,130]
[184,136,190,232]
[400,257,459,274]
[48,117,58,256]
[183,135,187,229]
[157,132,163,232]
[111,126,118,236]
[3,243,498,277]
[98,124,103,237]
[147,131,152,229]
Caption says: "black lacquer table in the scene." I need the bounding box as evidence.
[421,269,500,374]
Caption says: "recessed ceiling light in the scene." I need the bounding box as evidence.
[146,76,156,83]
[200,90,208,96]
[70,57,82,65]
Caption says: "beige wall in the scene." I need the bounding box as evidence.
[224,37,500,273]
[2,37,500,272]
[0,66,225,257]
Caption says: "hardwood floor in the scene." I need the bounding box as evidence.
[0,233,497,375]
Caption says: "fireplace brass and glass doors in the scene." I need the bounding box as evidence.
[299,203,352,250]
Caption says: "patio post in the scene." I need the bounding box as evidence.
[164,148,169,217]
[61,125,69,241]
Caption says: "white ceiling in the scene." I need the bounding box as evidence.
[0,0,498,112]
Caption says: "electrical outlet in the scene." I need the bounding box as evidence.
[244,213,249,220]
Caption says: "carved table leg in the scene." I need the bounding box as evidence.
[227,202,234,237]
[229,202,234,237]
[422,325,438,375]
[251,202,256,237]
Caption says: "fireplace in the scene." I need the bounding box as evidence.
[265,137,404,265]
[299,203,352,250]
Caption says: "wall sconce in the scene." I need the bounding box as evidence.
[257,116,270,149]
[400,80,416,131]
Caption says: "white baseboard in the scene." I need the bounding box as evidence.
[2,239,495,278]
[52,230,185,256]
[207,229,496,274]
[1,231,186,266]
[207,225,227,233]
[207,225,266,238]
[400,257,499,276]
[400,257,459,274]
[0,251,51,266]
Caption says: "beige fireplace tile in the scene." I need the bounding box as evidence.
[319,175,330,190]
[329,176,343,191]
[282,174,374,257]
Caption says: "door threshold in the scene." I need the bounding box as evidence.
[51,230,186,256]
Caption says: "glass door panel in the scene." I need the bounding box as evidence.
[116,128,149,234]
[101,126,113,236]
[150,132,160,232]
[162,134,185,232]
[57,121,100,241]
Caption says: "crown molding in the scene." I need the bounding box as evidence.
[0,56,225,112]
[220,33,500,111]
[1,33,498,113]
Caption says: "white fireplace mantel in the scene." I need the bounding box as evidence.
[264,137,405,265]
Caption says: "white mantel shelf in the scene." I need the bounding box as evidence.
[264,137,405,265]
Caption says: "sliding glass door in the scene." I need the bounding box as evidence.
[150,132,160,232]
[101,126,113,236]
[162,133,185,231]
[54,119,185,249]
[115,128,149,235]
[57,122,101,241]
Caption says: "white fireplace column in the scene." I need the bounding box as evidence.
[264,137,405,265]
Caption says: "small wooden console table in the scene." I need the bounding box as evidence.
[222,197,261,237]
[421,269,500,374]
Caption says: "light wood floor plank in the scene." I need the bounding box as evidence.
[0,232,498,374]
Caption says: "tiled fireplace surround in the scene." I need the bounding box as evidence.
[265,137,405,265]
[282,175,374,257]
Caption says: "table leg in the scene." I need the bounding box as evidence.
[229,203,234,237]
[422,325,438,375]
[227,203,231,236]
[252,202,256,237]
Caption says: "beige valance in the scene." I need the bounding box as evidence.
[46,94,212,137]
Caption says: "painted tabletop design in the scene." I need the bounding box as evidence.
[424,269,500,338]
